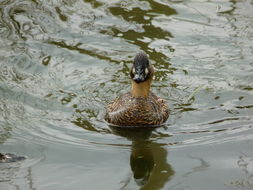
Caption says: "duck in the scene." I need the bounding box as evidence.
[0,153,25,163]
[104,52,169,126]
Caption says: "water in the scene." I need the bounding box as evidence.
[0,0,253,189]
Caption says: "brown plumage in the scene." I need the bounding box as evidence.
[104,52,169,126]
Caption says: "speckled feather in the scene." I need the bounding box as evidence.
[104,92,169,126]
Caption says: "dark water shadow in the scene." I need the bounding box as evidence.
[110,126,174,190]
[105,0,177,64]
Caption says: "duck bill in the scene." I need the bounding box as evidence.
[133,73,145,83]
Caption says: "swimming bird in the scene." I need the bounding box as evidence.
[0,153,25,163]
[105,52,169,126]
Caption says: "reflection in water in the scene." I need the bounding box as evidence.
[110,127,174,190]
[131,143,154,186]
[107,0,177,81]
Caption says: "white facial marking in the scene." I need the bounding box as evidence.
[145,68,149,76]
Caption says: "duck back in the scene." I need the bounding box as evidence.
[105,92,169,126]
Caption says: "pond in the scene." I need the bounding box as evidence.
[0,0,253,189]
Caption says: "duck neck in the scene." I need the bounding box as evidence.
[131,79,152,98]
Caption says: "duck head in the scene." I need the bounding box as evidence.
[130,52,153,83]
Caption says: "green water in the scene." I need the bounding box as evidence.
[0,0,253,189]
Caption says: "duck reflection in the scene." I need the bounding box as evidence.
[110,126,174,190]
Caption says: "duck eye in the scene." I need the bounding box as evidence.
[145,68,149,76]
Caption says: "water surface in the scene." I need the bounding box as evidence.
[0,0,253,189]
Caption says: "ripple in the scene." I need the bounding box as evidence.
[0,1,253,188]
